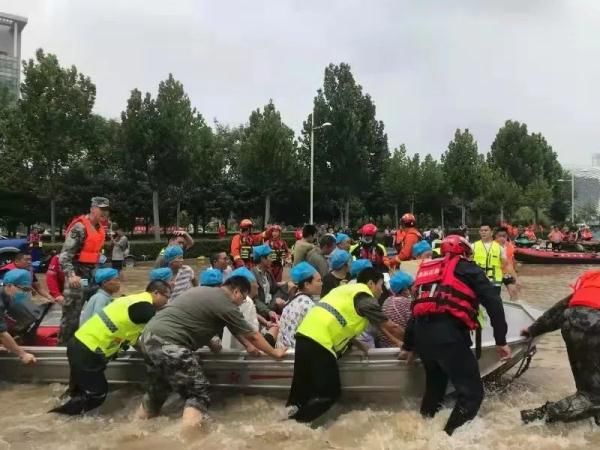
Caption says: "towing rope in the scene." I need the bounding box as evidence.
[511,338,537,381]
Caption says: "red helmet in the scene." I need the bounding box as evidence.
[361,223,378,236]
[240,219,253,229]
[401,213,416,227]
[440,235,472,258]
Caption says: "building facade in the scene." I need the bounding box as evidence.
[0,12,27,98]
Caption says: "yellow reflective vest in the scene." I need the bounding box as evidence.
[75,292,153,358]
[296,283,372,357]
[472,240,503,286]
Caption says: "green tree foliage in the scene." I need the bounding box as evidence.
[524,177,553,224]
[441,129,482,224]
[300,63,389,225]
[239,100,297,224]
[489,120,562,188]
[16,49,96,240]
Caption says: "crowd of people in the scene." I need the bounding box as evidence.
[3,196,600,434]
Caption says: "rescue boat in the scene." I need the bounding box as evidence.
[514,247,600,264]
[0,302,541,398]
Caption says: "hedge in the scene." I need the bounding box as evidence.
[42,237,298,260]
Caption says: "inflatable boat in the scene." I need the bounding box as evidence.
[515,247,600,264]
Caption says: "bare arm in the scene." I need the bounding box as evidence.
[181,231,194,249]
[243,331,286,359]
[0,331,36,364]
[378,320,404,348]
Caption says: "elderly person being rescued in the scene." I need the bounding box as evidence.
[80,268,121,325]
[276,262,323,349]
[164,245,197,301]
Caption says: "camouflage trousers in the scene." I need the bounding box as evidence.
[139,332,211,416]
[58,266,94,345]
[523,307,600,423]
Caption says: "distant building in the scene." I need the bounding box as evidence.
[573,167,600,224]
[593,153,600,168]
[0,12,27,98]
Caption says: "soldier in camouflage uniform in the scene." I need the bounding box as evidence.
[521,270,600,424]
[58,197,109,345]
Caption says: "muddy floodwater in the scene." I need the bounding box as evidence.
[1,262,598,449]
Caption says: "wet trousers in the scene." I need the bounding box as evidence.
[49,337,108,415]
[414,316,484,435]
[287,335,341,423]
[58,265,94,345]
[523,307,600,423]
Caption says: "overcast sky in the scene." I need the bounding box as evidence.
[3,0,599,166]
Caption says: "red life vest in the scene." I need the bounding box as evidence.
[66,215,105,264]
[569,270,600,309]
[268,239,288,264]
[411,255,479,329]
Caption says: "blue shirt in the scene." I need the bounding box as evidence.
[80,288,113,325]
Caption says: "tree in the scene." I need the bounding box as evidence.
[489,120,563,189]
[524,177,553,224]
[239,100,297,225]
[441,129,482,225]
[17,49,96,241]
[418,154,448,228]
[472,164,522,224]
[299,63,389,226]
[383,145,412,225]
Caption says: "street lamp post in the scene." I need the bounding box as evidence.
[309,111,332,224]
[558,172,575,224]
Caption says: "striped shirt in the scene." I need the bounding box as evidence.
[170,265,195,301]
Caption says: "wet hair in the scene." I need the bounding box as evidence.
[297,275,315,291]
[210,252,226,266]
[319,234,336,249]
[479,222,494,230]
[223,275,251,295]
[146,280,172,296]
[357,268,384,285]
[302,224,318,239]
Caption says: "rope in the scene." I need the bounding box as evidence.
[486,338,536,394]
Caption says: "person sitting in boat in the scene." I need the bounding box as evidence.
[566,227,578,243]
[547,226,564,251]
[286,268,402,423]
[49,280,172,416]
[153,230,194,268]
[79,268,121,326]
[251,244,288,318]
[351,223,390,273]
[520,269,600,425]
[135,275,287,429]
[164,245,197,301]
[0,252,53,302]
[401,235,510,436]
[397,240,432,278]
[0,269,37,365]
[377,271,414,348]
[276,262,322,349]
[321,249,352,298]
[199,268,223,287]
[336,233,352,252]
[524,226,537,241]
[148,267,174,285]
[581,225,593,241]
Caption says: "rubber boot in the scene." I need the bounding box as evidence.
[520,403,549,424]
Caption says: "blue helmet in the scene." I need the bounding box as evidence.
[290,262,318,284]
[389,271,414,294]
[200,268,224,287]
[412,240,432,258]
[350,259,373,279]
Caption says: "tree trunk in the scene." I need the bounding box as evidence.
[461,204,466,226]
[176,201,181,228]
[394,204,399,227]
[152,190,160,242]
[264,194,271,226]
[410,196,415,214]
[339,206,344,229]
[441,207,445,231]
[50,198,56,243]
[500,205,504,224]
[344,199,350,228]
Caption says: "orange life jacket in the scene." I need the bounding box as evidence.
[411,255,479,329]
[66,215,105,264]
[569,270,600,310]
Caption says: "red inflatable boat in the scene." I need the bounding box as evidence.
[514,247,600,264]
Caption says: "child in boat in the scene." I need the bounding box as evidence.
[276,262,322,349]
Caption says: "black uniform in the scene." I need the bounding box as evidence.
[403,259,508,435]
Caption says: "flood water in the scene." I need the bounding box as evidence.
[0,262,598,450]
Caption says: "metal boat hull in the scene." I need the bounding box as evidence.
[0,302,539,398]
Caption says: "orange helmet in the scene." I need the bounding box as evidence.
[440,235,472,258]
[401,213,416,227]
[240,219,253,229]
[361,223,378,236]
